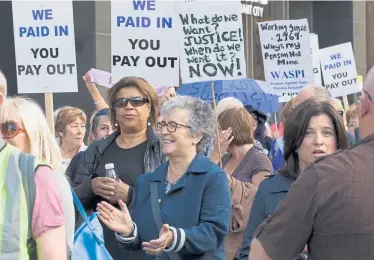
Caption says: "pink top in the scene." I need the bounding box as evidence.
[32,166,65,238]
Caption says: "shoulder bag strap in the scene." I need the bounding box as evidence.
[150,182,181,260]
[150,182,163,231]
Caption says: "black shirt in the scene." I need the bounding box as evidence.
[95,140,147,260]
[95,140,147,185]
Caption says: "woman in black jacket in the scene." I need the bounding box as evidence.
[67,77,165,260]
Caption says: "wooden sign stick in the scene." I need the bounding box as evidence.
[44,92,55,136]
[211,80,222,168]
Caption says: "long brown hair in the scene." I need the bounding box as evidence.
[279,99,348,178]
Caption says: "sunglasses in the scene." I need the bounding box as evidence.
[0,121,26,139]
[114,97,149,108]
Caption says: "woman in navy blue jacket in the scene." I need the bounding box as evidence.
[97,96,232,260]
[239,99,349,259]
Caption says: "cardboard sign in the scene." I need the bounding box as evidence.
[178,79,279,113]
[12,1,78,93]
[319,42,359,97]
[177,0,247,83]
[111,0,179,87]
[258,19,314,96]
[310,33,322,86]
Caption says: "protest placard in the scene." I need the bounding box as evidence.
[310,33,322,86]
[177,1,247,83]
[319,42,359,97]
[111,0,179,87]
[12,1,78,93]
[178,79,279,113]
[258,19,314,96]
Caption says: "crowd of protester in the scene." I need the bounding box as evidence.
[1,66,374,260]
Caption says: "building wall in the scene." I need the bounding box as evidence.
[367,1,374,72]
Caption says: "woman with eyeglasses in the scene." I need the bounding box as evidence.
[346,104,359,135]
[0,97,75,257]
[71,76,165,260]
[97,96,231,260]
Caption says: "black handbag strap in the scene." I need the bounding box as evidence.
[150,182,181,260]
[150,182,163,231]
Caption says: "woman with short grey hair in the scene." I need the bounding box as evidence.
[160,95,216,154]
[97,95,232,260]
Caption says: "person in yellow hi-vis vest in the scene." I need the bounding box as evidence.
[0,71,67,260]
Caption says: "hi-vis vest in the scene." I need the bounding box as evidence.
[0,139,40,260]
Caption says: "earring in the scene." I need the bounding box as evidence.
[115,122,118,127]
[147,119,151,127]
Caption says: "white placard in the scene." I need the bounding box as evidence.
[177,0,247,83]
[258,19,314,96]
[12,1,78,93]
[111,0,179,87]
[319,42,359,97]
[310,33,322,86]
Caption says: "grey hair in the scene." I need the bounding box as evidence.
[216,97,244,117]
[160,95,216,154]
[303,85,332,100]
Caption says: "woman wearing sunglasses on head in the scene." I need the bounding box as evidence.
[71,76,166,260]
[0,97,75,257]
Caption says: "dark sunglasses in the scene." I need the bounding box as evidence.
[114,97,149,108]
[156,121,190,132]
[0,121,26,139]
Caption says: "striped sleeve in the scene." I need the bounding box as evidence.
[115,222,138,243]
[164,226,186,253]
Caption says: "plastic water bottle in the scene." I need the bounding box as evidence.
[105,163,118,180]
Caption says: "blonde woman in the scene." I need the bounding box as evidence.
[0,97,75,256]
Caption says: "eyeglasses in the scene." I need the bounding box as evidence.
[0,121,26,139]
[114,97,149,108]
[347,122,358,128]
[155,121,190,132]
